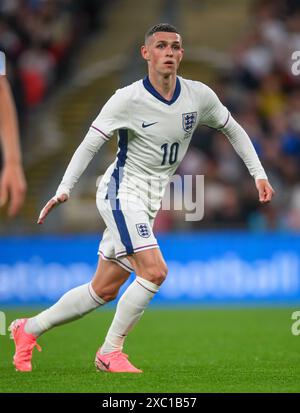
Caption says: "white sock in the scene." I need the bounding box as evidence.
[25,283,105,337]
[100,276,160,354]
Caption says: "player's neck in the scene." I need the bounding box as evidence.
[148,73,177,101]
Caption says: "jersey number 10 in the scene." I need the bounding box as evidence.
[161,142,179,165]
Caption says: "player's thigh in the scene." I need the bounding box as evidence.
[127,248,168,285]
[91,256,130,301]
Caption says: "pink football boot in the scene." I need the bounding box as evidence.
[95,348,142,373]
[9,319,41,372]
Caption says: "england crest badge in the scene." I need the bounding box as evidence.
[136,223,151,238]
[182,112,197,132]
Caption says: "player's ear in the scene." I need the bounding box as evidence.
[177,47,184,65]
[141,45,150,61]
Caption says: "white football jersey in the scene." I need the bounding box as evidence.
[57,75,267,220]
[94,76,229,217]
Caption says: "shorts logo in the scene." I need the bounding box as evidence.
[136,223,151,238]
[182,112,197,132]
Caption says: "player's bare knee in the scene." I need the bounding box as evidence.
[141,263,168,285]
[99,288,118,302]
[159,263,168,283]
[91,283,118,303]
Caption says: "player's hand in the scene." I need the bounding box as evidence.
[0,163,27,217]
[37,193,68,224]
[255,179,275,204]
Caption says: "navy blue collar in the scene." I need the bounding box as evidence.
[143,76,181,105]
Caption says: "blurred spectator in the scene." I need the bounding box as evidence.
[0,0,108,122]
[19,43,55,107]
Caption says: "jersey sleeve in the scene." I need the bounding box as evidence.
[221,116,268,180]
[55,86,132,197]
[91,87,130,139]
[199,84,230,129]
[55,127,107,197]
[198,82,267,180]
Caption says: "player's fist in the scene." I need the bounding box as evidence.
[37,193,68,224]
[255,179,275,204]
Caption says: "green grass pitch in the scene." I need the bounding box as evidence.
[0,307,299,393]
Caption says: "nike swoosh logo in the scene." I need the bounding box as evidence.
[142,121,158,128]
[98,357,110,370]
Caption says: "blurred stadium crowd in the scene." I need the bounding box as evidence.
[162,0,300,233]
[1,0,300,233]
[0,0,106,128]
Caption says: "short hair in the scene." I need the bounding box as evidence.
[145,23,180,43]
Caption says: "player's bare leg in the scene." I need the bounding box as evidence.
[9,258,129,372]
[97,248,167,372]
[91,258,130,302]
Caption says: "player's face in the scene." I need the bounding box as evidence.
[142,32,184,76]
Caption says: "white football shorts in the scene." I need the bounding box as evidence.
[96,196,159,273]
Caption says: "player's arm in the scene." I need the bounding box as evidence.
[37,127,108,224]
[0,75,27,217]
[220,117,274,203]
[38,88,130,224]
[201,85,274,203]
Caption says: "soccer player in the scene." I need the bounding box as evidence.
[0,54,27,217]
[9,24,274,373]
